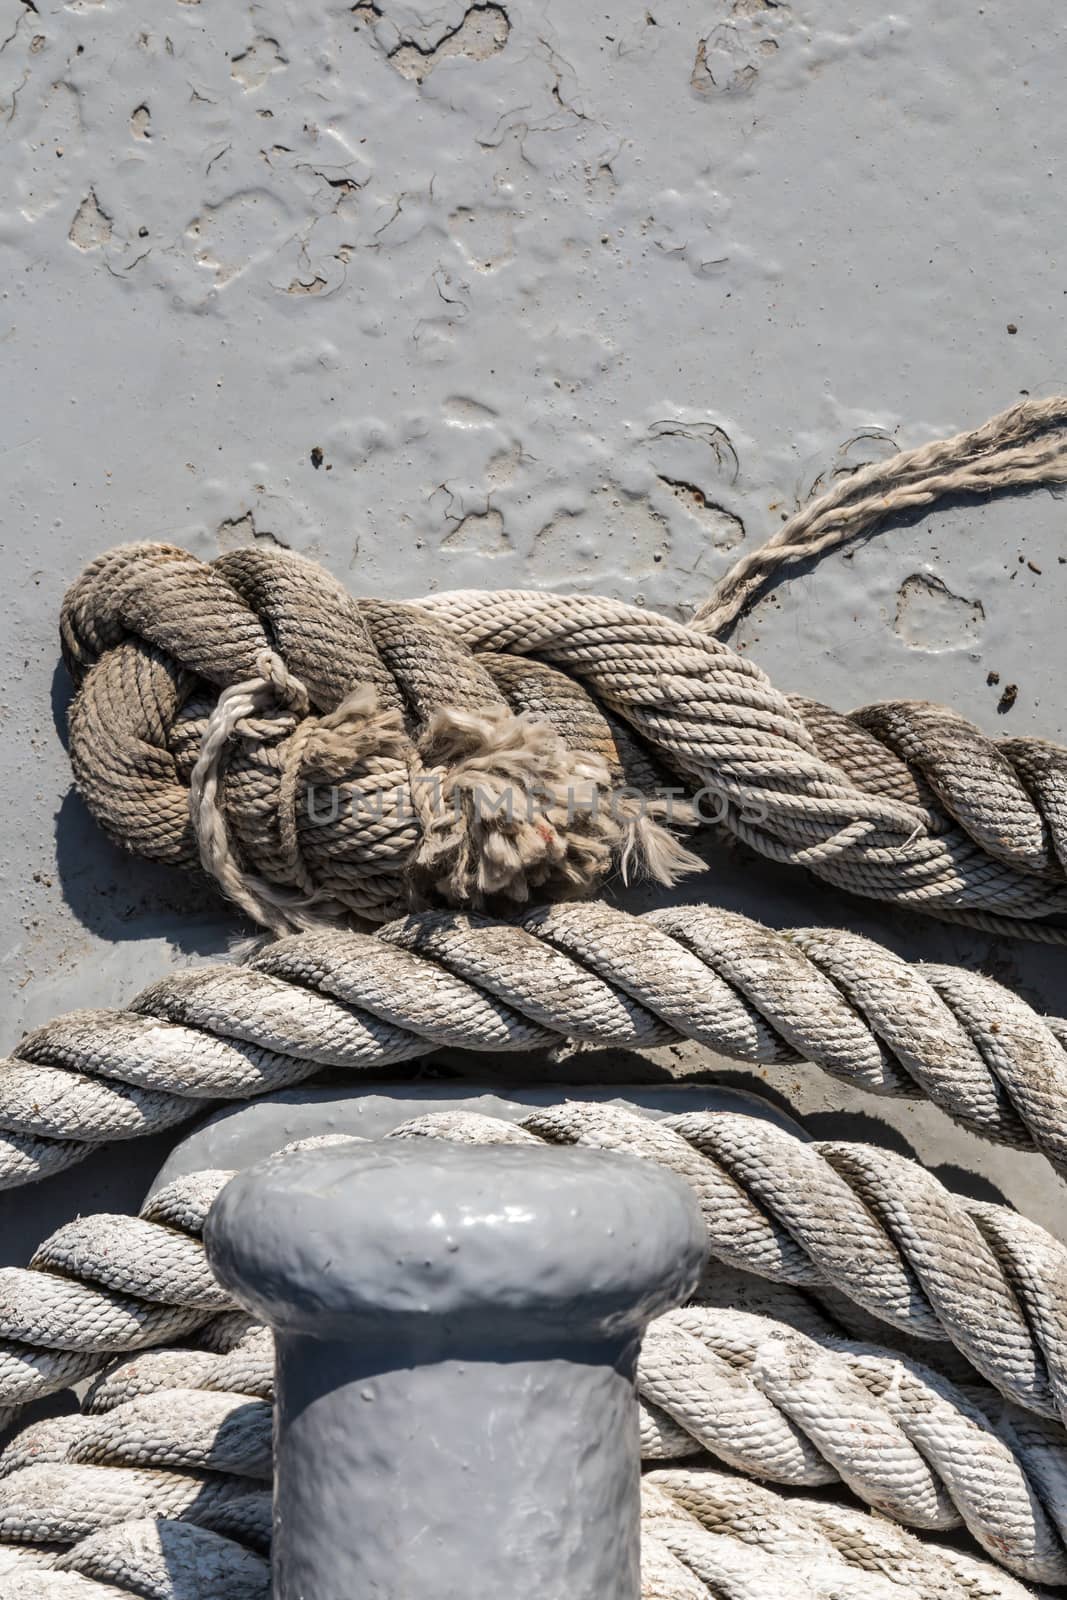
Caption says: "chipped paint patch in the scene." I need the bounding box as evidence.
[894,572,985,651]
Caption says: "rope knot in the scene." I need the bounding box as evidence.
[188,656,698,933]
[253,649,309,715]
[190,657,413,936]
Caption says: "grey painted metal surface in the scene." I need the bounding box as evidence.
[1,0,1066,1253]
[205,1136,705,1599]
[150,1081,808,1192]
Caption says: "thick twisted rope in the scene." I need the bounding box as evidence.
[642,1306,1067,1581]
[692,394,1067,638]
[0,1514,271,1596]
[14,1253,1066,1584]
[643,1467,1050,1600]
[3,902,1067,1192]
[4,1093,1067,1449]
[0,1170,231,1417]
[63,525,1067,937]
[61,544,702,935]
[506,1101,1067,1424]
[93,1291,1067,1582]
[0,1353,1049,1600]
[0,1476,1044,1600]
[1,1215,1062,1591]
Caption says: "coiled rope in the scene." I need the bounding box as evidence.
[3,901,1067,1191]
[0,1519,269,1600]
[641,1468,1050,1600]
[8,1276,1067,1581]
[67,1278,1067,1583]
[4,1099,1067,1441]
[0,1473,1047,1600]
[23,396,1067,1599]
[0,1125,1062,1590]
[395,1105,1067,1423]
[61,398,1067,940]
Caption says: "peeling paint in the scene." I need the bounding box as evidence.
[68,186,110,248]
[2,0,1067,1240]
[894,572,985,651]
[387,3,510,81]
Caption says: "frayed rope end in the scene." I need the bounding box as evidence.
[412,705,702,908]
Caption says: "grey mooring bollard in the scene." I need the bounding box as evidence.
[204,1137,706,1600]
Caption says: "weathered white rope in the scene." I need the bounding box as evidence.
[691,394,1067,637]
[14,1393,271,1484]
[511,1101,1067,1424]
[0,1170,231,1417]
[19,1273,1066,1584]
[82,1331,273,1419]
[0,1482,1044,1600]
[0,1520,271,1598]
[54,1520,269,1599]
[3,1095,1067,1485]
[399,1110,1067,1581]
[4,902,1067,1192]
[641,1306,1067,1581]
[0,1464,263,1554]
[0,1329,1057,1594]
[644,1467,1051,1600]
[0,1518,270,1599]
[6,1107,1067,1580]
[0,1576,127,1599]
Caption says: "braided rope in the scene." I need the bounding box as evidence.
[57,1520,268,1599]
[3,902,1067,1193]
[62,525,1067,937]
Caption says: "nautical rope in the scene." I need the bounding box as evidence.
[640,1307,1067,1581]
[0,1466,265,1559]
[11,1272,1067,1584]
[4,1096,1067,1441]
[643,1467,1049,1600]
[0,1480,1046,1600]
[0,1294,1062,1589]
[0,1372,1051,1597]
[47,1520,268,1599]
[0,1170,231,1416]
[62,521,1067,938]
[21,396,1067,1600]
[3,902,1067,1191]
[61,544,702,935]
[0,1505,271,1597]
[692,394,1067,637]
[503,1102,1067,1424]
